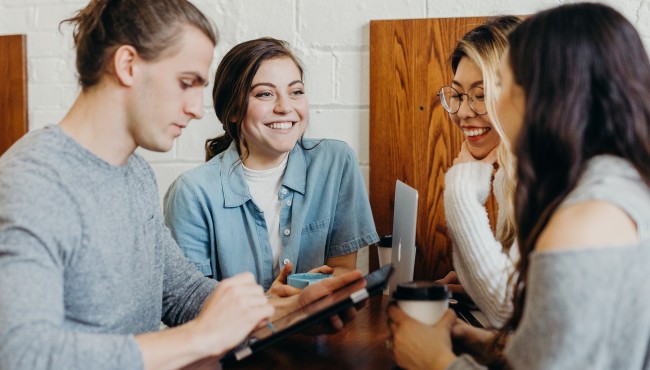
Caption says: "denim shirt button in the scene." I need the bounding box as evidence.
[283,228,291,236]
[281,188,288,195]
[283,258,290,265]
[286,200,292,207]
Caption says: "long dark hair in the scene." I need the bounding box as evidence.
[494,2,650,364]
[61,0,217,89]
[205,37,304,161]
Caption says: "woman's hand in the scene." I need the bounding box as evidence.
[388,306,458,370]
[454,141,498,166]
[267,263,335,298]
[267,262,301,298]
[434,270,465,295]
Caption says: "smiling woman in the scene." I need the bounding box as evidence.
[438,16,521,329]
[163,37,379,295]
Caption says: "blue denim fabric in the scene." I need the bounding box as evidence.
[164,139,379,290]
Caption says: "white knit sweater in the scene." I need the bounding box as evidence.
[444,162,517,327]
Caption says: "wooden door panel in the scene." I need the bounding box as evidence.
[0,34,29,156]
[369,18,498,280]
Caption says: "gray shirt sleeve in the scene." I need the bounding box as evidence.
[157,214,218,326]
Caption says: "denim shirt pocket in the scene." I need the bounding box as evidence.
[298,218,330,268]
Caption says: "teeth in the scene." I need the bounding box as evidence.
[267,122,293,130]
[463,127,490,137]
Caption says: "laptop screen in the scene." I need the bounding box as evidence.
[388,180,418,294]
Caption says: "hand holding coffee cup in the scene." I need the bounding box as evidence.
[392,281,449,325]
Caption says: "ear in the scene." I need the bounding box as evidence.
[112,45,138,87]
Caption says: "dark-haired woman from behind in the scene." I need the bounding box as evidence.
[164,37,378,296]
[388,3,650,369]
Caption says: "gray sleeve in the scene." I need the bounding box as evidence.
[157,212,218,327]
[0,173,143,370]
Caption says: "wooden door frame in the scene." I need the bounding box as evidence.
[0,34,29,156]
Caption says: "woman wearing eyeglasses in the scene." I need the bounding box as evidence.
[436,16,521,328]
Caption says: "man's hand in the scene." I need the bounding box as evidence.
[192,273,274,357]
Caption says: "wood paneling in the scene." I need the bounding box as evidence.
[0,34,28,156]
[369,18,498,280]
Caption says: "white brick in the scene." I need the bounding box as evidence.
[298,0,424,47]
[31,110,67,130]
[336,50,369,106]
[176,112,223,161]
[0,6,33,34]
[299,50,336,105]
[306,108,369,163]
[28,83,76,109]
[34,4,80,30]
[197,0,295,47]
[359,165,370,193]
[27,31,75,58]
[426,0,557,18]
[136,147,175,164]
[637,1,650,36]
[31,57,76,84]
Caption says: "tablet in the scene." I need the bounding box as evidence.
[220,263,394,365]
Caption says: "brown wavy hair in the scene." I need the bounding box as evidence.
[205,37,304,161]
[61,0,217,89]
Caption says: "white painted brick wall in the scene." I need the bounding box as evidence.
[2,0,649,272]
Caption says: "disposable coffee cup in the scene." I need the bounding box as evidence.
[392,281,449,325]
[376,235,392,267]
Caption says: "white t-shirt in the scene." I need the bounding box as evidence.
[243,155,288,272]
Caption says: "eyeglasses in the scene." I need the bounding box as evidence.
[437,86,487,115]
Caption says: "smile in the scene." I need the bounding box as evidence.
[462,127,490,137]
[265,121,295,130]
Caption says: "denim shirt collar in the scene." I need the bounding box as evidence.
[220,142,306,208]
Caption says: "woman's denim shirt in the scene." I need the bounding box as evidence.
[163,139,379,290]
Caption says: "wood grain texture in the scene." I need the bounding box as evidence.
[0,34,28,156]
[369,18,498,280]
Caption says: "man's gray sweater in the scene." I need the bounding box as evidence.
[0,125,217,369]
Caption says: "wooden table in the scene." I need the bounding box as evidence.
[225,294,396,370]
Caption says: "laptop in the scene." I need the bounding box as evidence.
[385,180,489,328]
[220,264,395,365]
[388,180,419,294]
